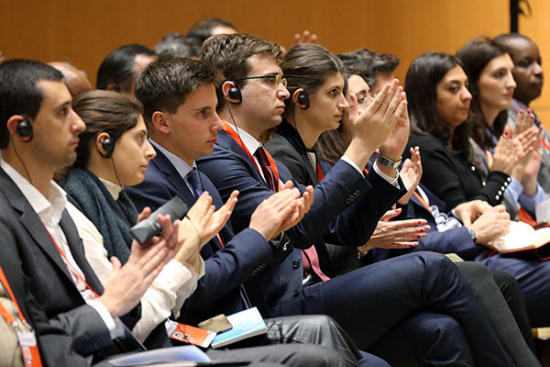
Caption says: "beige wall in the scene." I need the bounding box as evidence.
[1,0,548,127]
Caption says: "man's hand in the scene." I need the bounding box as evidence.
[249,184,305,240]
[453,200,493,227]
[294,30,319,44]
[99,213,184,318]
[398,146,422,205]
[468,206,510,244]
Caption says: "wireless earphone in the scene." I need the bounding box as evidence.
[296,90,310,109]
[16,118,33,142]
[226,82,242,105]
[100,136,116,158]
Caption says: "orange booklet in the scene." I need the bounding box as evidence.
[165,321,216,348]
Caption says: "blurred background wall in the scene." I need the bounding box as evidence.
[1,0,548,125]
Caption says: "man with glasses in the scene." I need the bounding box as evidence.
[126,55,384,367]
[196,33,514,365]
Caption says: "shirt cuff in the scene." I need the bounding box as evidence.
[87,299,124,339]
[505,178,522,203]
[340,156,364,176]
[519,184,546,215]
[373,161,400,188]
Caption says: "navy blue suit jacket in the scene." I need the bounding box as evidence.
[196,129,403,316]
[125,147,278,324]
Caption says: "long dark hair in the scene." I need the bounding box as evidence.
[405,52,477,166]
[456,37,509,149]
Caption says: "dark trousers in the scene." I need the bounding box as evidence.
[301,252,512,366]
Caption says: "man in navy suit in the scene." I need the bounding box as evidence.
[193,33,516,365]
[126,56,380,367]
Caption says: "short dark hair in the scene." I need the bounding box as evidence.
[282,43,344,110]
[72,90,143,169]
[493,32,532,48]
[154,32,202,59]
[456,36,509,148]
[97,44,156,92]
[405,52,475,163]
[0,59,64,149]
[201,33,283,110]
[338,49,399,88]
[135,56,222,129]
[186,17,237,44]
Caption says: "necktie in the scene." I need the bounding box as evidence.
[254,147,278,192]
[186,169,203,199]
[302,247,330,282]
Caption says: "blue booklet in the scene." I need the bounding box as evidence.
[211,307,267,349]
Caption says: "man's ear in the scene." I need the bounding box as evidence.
[106,83,121,93]
[6,115,27,139]
[151,111,170,134]
[222,81,242,105]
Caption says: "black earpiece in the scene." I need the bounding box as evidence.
[100,136,116,158]
[16,118,33,142]
[227,82,242,105]
[296,91,310,109]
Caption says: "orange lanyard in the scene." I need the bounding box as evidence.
[222,122,281,191]
[413,191,431,211]
[45,229,100,299]
[0,266,25,325]
[541,136,550,153]
[0,266,43,367]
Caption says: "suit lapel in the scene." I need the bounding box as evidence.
[0,169,74,282]
[216,130,268,188]
[152,148,197,205]
[59,211,104,294]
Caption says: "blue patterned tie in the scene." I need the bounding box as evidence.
[186,169,203,199]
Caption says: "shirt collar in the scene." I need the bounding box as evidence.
[99,177,122,200]
[511,98,528,112]
[1,159,67,223]
[225,122,263,155]
[150,139,195,180]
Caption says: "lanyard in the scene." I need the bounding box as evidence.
[222,122,281,191]
[413,191,431,211]
[316,162,325,181]
[0,266,43,367]
[45,229,100,299]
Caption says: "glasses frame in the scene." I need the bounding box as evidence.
[235,74,288,88]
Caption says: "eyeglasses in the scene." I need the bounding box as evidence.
[236,74,288,88]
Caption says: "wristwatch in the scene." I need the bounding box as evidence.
[376,153,402,169]
[466,228,477,243]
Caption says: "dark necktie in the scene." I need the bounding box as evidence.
[186,169,203,199]
[254,147,278,192]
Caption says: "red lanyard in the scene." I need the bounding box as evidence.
[45,229,100,299]
[0,266,43,367]
[216,234,225,248]
[316,162,325,181]
[222,122,281,191]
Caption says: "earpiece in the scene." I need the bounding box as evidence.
[296,90,310,110]
[15,118,33,142]
[226,82,242,105]
[100,136,116,158]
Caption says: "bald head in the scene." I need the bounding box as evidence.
[48,62,92,98]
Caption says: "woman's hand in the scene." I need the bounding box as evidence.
[398,146,422,205]
[358,209,429,255]
[489,125,516,175]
